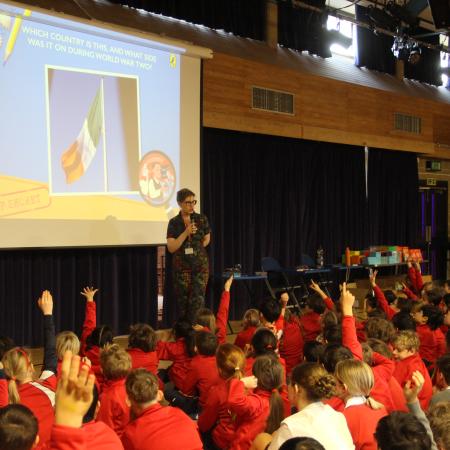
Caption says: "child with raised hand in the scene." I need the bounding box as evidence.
[340,283,396,412]
[122,369,203,450]
[335,359,388,450]
[259,362,354,450]
[392,330,433,410]
[2,290,57,446]
[55,331,81,378]
[410,303,446,368]
[228,355,285,450]
[96,344,132,437]
[80,286,113,388]
[198,343,246,449]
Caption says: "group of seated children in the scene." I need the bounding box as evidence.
[0,260,450,450]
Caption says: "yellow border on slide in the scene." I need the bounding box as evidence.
[45,64,141,196]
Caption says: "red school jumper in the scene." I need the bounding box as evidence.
[234,326,257,350]
[279,315,304,377]
[96,378,130,438]
[180,354,220,407]
[121,403,203,450]
[393,353,433,410]
[415,324,446,365]
[198,378,236,449]
[156,338,191,390]
[343,401,387,450]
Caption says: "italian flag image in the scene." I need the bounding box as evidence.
[61,83,104,184]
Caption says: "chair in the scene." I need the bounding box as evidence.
[261,257,308,309]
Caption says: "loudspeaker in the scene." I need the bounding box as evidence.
[427,0,450,30]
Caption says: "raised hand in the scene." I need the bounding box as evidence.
[80,287,98,303]
[280,292,289,307]
[38,290,53,315]
[309,280,326,299]
[224,275,234,292]
[403,370,425,404]
[340,282,355,316]
[369,269,378,287]
[55,350,95,428]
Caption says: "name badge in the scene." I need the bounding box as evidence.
[185,247,194,255]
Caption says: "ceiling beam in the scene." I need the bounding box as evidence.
[406,0,429,16]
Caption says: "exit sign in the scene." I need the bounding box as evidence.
[425,160,442,172]
[427,178,437,186]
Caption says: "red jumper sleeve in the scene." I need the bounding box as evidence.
[227,379,263,417]
[197,387,221,432]
[342,315,363,361]
[180,361,199,396]
[323,296,335,311]
[0,374,8,407]
[50,425,86,450]
[402,285,418,301]
[373,285,396,320]
[415,267,424,293]
[216,291,230,345]
[371,352,395,383]
[80,302,96,356]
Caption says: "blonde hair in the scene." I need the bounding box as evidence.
[2,348,33,404]
[56,331,80,360]
[392,330,420,352]
[335,359,384,410]
[100,344,131,380]
[243,309,260,328]
[216,343,245,380]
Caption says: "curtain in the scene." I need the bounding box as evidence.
[108,0,266,41]
[355,5,396,75]
[198,127,367,320]
[278,0,332,58]
[367,148,419,246]
[0,246,158,346]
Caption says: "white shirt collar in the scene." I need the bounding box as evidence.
[345,396,367,408]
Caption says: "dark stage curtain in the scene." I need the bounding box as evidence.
[355,5,396,75]
[0,246,158,346]
[278,0,332,58]
[367,148,419,246]
[196,127,367,321]
[404,29,442,86]
[108,0,266,41]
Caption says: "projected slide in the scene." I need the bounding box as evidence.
[0,3,202,247]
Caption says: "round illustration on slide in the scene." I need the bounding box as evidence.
[138,151,176,206]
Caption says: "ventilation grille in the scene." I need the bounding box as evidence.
[394,113,422,134]
[252,86,294,115]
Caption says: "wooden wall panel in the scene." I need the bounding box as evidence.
[203,52,450,157]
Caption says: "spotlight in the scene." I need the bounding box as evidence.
[408,43,421,65]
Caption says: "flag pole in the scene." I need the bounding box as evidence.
[100,77,108,192]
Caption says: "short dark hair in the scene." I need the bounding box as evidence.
[323,325,342,345]
[195,331,218,356]
[126,368,159,404]
[306,295,326,314]
[365,318,395,343]
[0,404,38,450]
[392,312,416,331]
[320,344,353,373]
[176,188,195,203]
[279,437,326,450]
[424,287,445,307]
[259,298,282,323]
[420,304,444,331]
[303,341,325,362]
[375,412,431,450]
[384,290,397,304]
[436,353,450,385]
[128,323,157,352]
[396,297,413,313]
[86,325,114,349]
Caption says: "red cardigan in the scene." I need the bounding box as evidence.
[279,316,304,376]
[82,420,123,449]
[96,378,130,438]
[234,326,257,350]
[343,403,388,450]
[121,403,203,450]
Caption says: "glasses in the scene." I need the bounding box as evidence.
[183,200,197,206]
